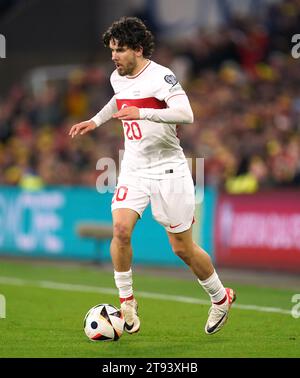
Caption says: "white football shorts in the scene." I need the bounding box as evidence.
[111,173,195,233]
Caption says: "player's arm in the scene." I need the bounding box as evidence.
[69,95,118,138]
[140,93,193,124]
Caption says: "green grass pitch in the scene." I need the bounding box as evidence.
[0,260,299,358]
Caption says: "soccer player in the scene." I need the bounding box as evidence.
[69,17,236,335]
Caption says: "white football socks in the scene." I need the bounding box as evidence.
[114,269,133,300]
[198,270,227,304]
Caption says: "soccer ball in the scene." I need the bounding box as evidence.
[83,303,125,341]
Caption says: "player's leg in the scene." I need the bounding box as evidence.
[111,208,141,333]
[111,208,138,272]
[167,228,235,334]
[167,227,214,279]
[110,176,150,334]
[151,174,235,334]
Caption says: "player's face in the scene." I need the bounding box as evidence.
[109,39,139,76]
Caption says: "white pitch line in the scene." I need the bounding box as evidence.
[0,276,291,315]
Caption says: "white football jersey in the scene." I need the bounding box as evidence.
[111,60,190,179]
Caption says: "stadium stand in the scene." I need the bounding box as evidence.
[0,0,299,194]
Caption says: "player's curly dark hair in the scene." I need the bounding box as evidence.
[103,17,155,58]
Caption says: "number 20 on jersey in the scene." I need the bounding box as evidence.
[123,121,142,140]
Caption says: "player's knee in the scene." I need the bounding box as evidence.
[169,235,194,264]
[113,222,132,246]
[171,243,191,264]
[173,248,192,265]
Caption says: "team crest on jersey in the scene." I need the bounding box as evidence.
[164,74,178,86]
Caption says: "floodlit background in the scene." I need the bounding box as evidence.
[0,0,300,358]
[1,0,299,269]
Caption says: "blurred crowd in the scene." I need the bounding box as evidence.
[0,0,300,193]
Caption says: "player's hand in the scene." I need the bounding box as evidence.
[112,106,140,120]
[69,120,97,138]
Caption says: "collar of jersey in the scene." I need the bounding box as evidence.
[126,60,151,79]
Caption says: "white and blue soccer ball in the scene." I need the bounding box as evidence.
[84,303,125,341]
